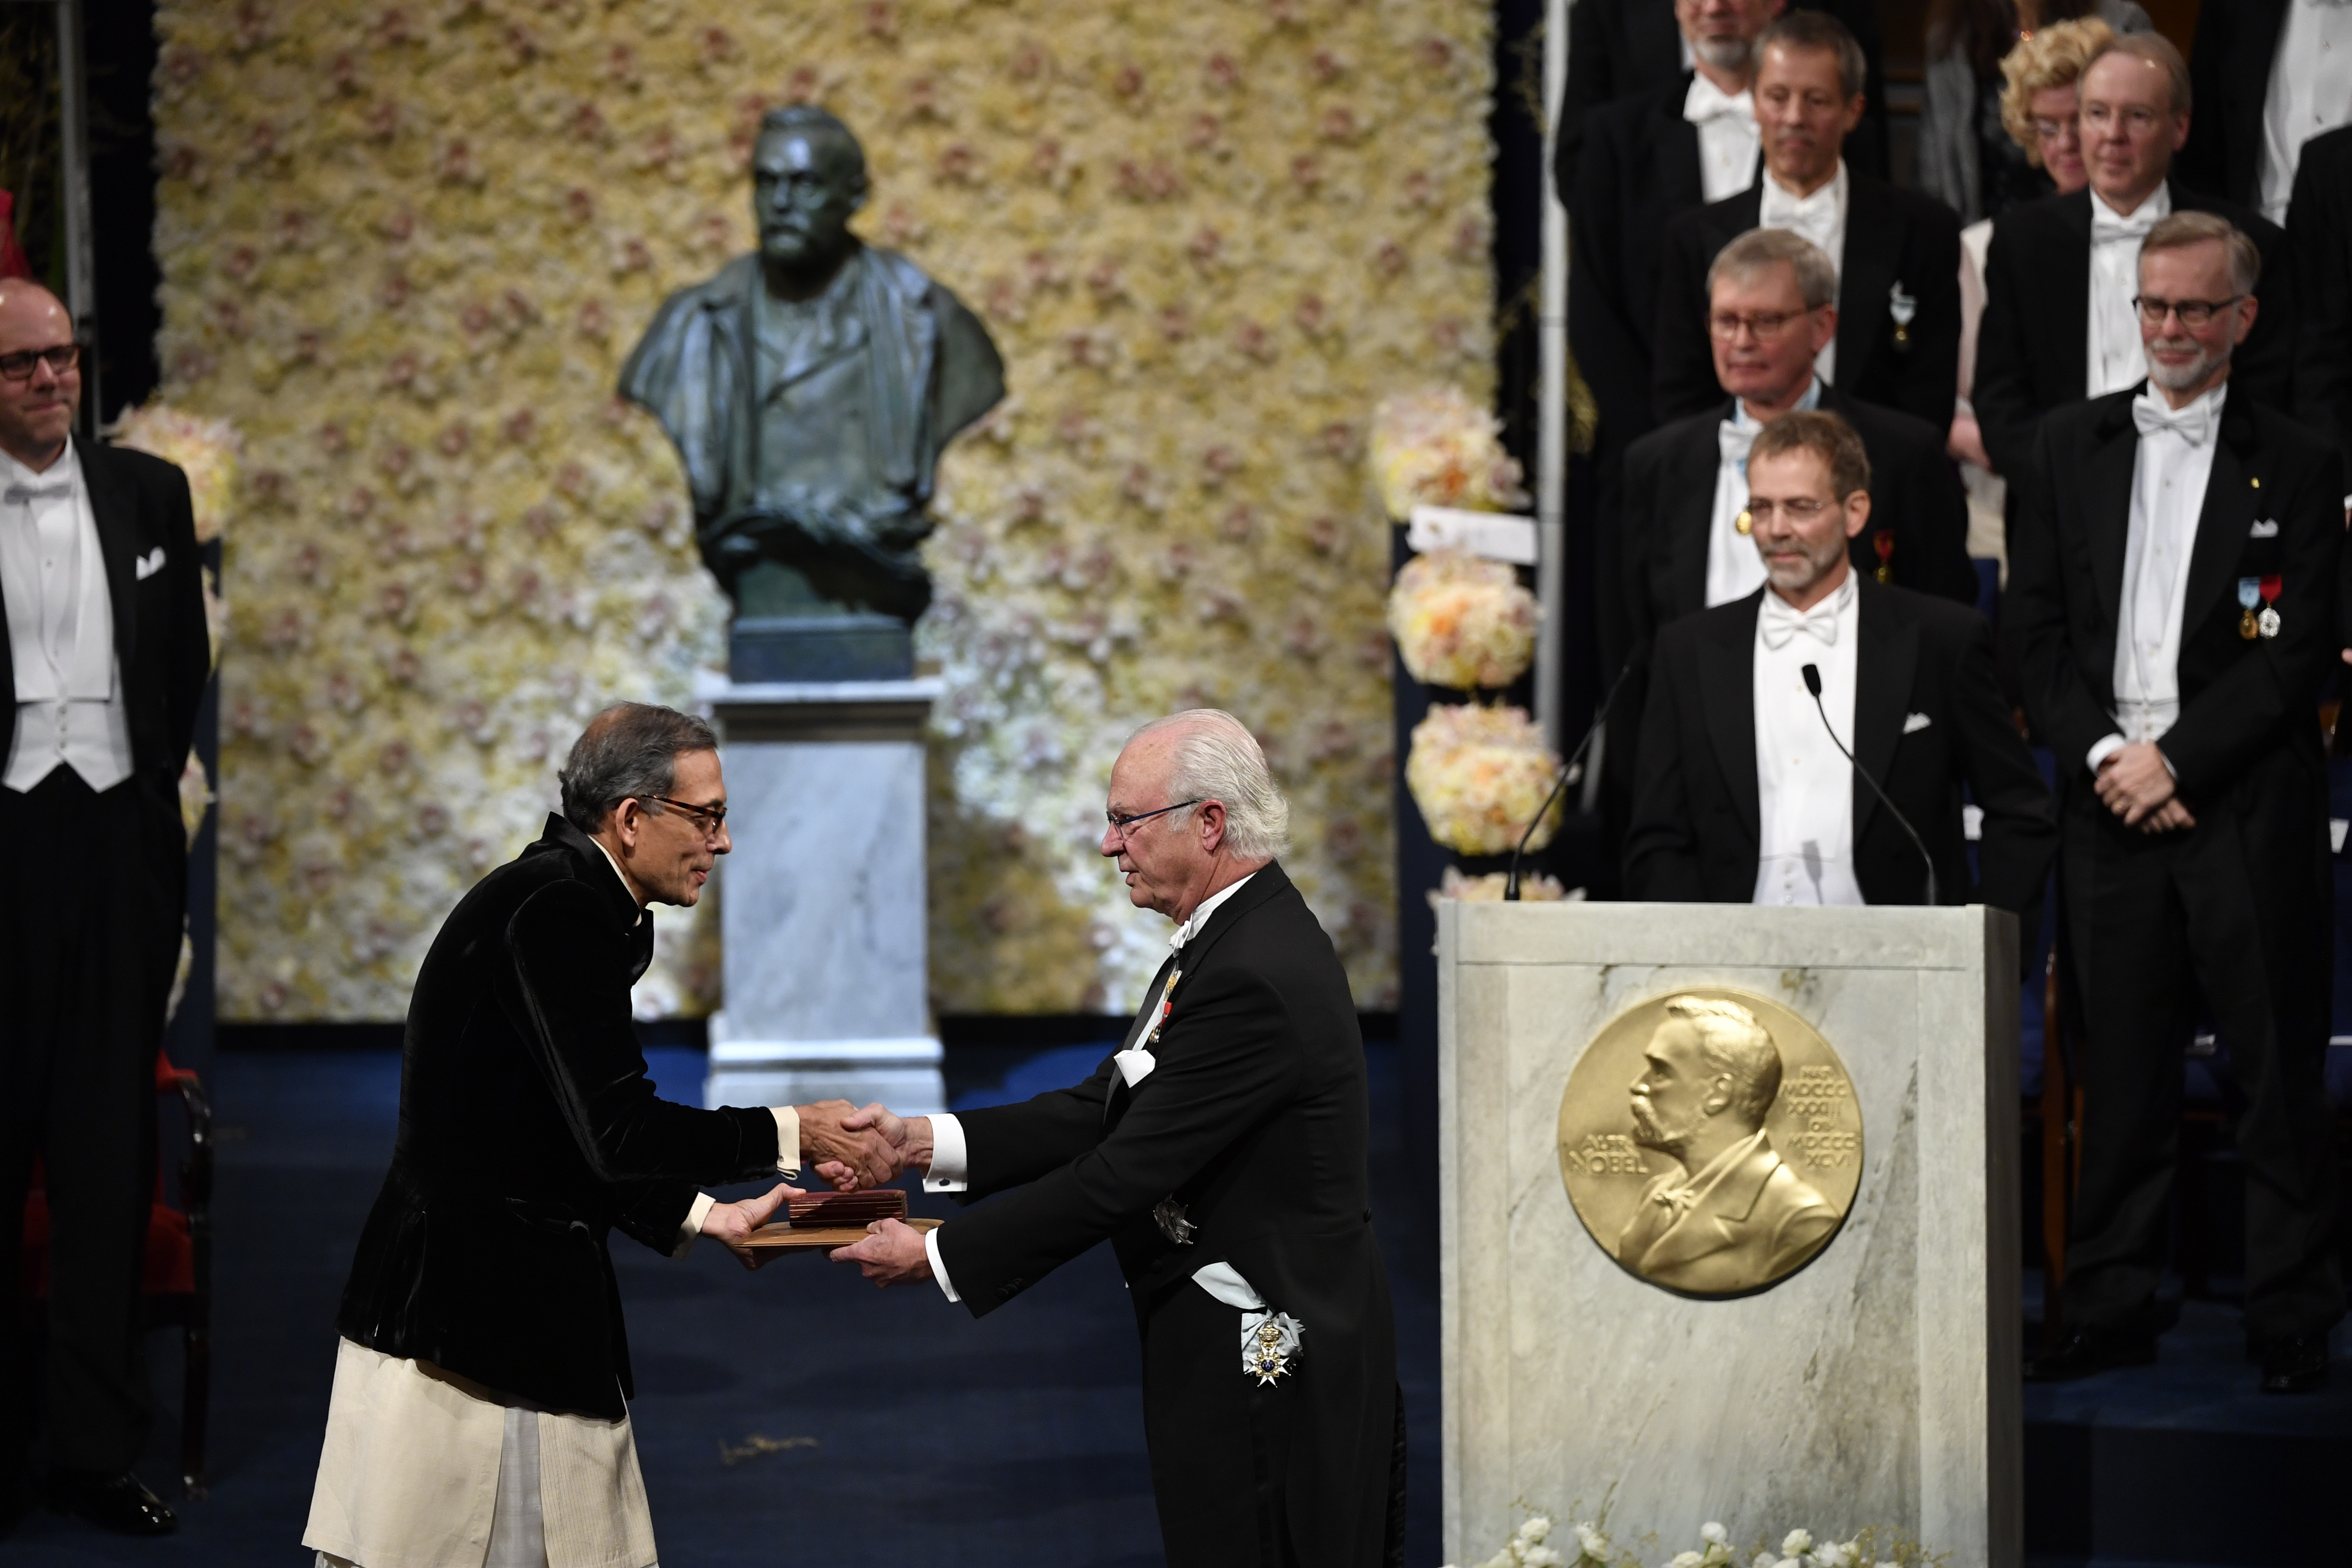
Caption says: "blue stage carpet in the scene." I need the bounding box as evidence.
[2,1041,2342,1567]
[0,1041,1441,1568]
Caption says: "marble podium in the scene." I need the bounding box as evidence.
[698,673,945,1117]
[1436,902,2021,1566]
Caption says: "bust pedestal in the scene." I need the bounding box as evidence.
[699,672,945,1116]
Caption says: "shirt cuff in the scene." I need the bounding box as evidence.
[2086,733,2127,775]
[923,1112,969,1193]
[770,1106,800,1178]
[673,1192,717,1259]
[925,1223,960,1303]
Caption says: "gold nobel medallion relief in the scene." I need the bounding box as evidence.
[1557,989,1862,1297]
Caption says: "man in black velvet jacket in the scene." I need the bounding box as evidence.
[834,710,1402,1568]
[306,704,894,1568]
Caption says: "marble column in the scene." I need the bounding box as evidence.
[1436,901,2022,1567]
[700,674,945,1116]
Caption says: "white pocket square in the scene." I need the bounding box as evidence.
[1113,1046,1157,1088]
[133,546,166,580]
[1903,711,1933,734]
[2249,519,2280,538]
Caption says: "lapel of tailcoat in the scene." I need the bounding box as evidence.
[76,437,142,680]
[1663,409,1733,620]
[2180,398,2263,643]
[1836,181,1902,396]
[2082,390,2146,690]
[1697,593,1763,850]
[1851,578,1917,843]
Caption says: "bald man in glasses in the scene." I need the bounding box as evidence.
[0,279,210,1537]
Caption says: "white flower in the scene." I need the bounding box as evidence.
[1814,1543,1853,1568]
[1782,1531,1815,1558]
[1574,1522,1611,1561]
[1673,1553,1707,1568]
[1753,1554,1780,1568]
[1523,1548,1566,1568]
[1702,1524,1731,1547]
[1517,1516,1554,1545]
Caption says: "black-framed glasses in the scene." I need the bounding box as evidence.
[649,795,728,837]
[2132,294,2243,328]
[1743,497,1835,525]
[1105,799,1202,839]
[1707,308,1812,343]
[0,343,80,382]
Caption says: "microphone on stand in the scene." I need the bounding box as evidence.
[1800,662,1937,907]
[1505,662,1636,901]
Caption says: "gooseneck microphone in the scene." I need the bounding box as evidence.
[1800,662,1938,907]
[1505,662,1636,901]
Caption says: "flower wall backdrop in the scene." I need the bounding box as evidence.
[152,0,1495,1020]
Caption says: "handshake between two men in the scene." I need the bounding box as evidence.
[691,1100,937,1284]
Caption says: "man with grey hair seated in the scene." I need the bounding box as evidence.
[304,702,896,1568]
[831,710,1405,1568]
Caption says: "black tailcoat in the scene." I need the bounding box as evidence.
[1972,183,2293,487]
[2176,0,2290,209]
[2287,126,2352,492]
[1550,0,1890,196]
[938,863,1396,1568]
[1625,577,2055,916]
[1649,173,1963,434]
[337,816,782,1419]
[2004,384,2345,1338]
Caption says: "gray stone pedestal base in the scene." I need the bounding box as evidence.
[699,674,946,1118]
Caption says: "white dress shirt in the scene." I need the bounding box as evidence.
[1686,74,1762,204]
[1757,159,1849,384]
[0,443,133,794]
[923,871,1261,1303]
[2087,183,2172,399]
[1707,377,1824,609]
[2088,383,2228,774]
[1752,572,1866,906]
[2258,0,2352,225]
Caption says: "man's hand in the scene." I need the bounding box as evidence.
[2138,797,2197,834]
[841,1104,933,1177]
[2093,743,2179,827]
[829,1217,934,1288]
[795,1100,898,1190]
[700,1183,797,1272]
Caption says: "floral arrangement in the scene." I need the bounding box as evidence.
[108,402,240,546]
[149,0,1498,1018]
[1388,547,1539,690]
[1448,1514,1946,1568]
[1404,701,1562,856]
[1427,864,1571,905]
[1367,384,1528,522]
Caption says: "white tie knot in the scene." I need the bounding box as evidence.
[1717,419,1758,468]
[2132,389,2220,446]
[1758,583,1847,650]
[1683,75,1753,127]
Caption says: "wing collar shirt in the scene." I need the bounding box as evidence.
[2258,0,2352,225]
[2087,182,2171,399]
[578,833,801,1254]
[2088,382,2227,773]
[1707,377,1824,608]
[921,870,1262,1302]
[1752,571,1866,906]
[0,443,133,794]
[1757,159,1849,384]
[1686,74,1763,204]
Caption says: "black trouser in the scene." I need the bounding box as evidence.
[2059,784,2344,1343]
[0,770,172,1477]
[1136,1281,1404,1568]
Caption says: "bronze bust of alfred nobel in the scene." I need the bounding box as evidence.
[619,104,1005,681]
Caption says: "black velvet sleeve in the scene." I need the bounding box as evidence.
[610,1180,705,1258]
[500,880,780,1187]
[936,967,1300,1317]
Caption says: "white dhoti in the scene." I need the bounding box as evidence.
[304,1338,660,1568]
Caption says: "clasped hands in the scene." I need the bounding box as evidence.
[2094,742,2194,833]
[708,1101,940,1285]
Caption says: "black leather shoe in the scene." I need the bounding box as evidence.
[46,1470,177,1536]
[2025,1323,2159,1382]
[2257,1334,2332,1395]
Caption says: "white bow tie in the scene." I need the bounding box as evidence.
[2132,389,2221,446]
[1759,587,1845,650]
[1684,75,1753,126]
[1718,419,1757,468]
[2091,201,2161,244]
[3,482,71,506]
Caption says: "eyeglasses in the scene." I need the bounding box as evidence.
[1707,309,1812,343]
[2031,116,2080,144]
[2082,103,2167,135]
[649,795,728,838]
[1105,799,1202,840]
[1743,497,1836,525]
[0,343,80,382]
[2132,294,2243,328]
